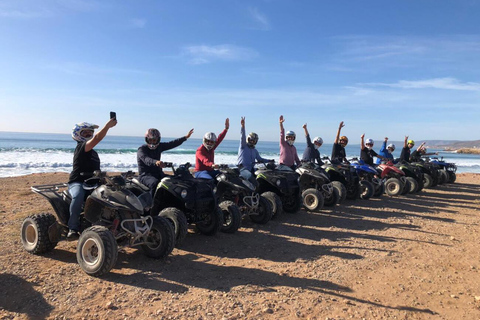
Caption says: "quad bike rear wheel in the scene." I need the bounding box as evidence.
[302,188,324,211]
[359,181,375,200]
[21,213,58,254]
[142,216,176,259]
[261,191,283,219]
[196,207,223,236]
[249,196,273,224]
[448,172,456,183]
[405,177,418,193]
[220,200,242,234]
[283,195,302,214]
[331,181,346,203]
[76,226,118,277]
[423,174,434,188]
[159,207,188,247]
[323,186,339,207]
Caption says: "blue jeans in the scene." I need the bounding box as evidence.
[68,182,85,231]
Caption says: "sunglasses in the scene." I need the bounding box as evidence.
[366,143,373,146]
[286,136,295,140]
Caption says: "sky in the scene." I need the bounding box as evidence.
[1,0,480,143]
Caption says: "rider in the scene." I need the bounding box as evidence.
[195,118,229,179]
[400,137,425,163]
[137,127,194,196]
[301,123,324,166]
[237,117,273,182]
[375,137,395,164]
[279,115,301,170]
[360,134,386,166]
[410,145,438,162]
[67,117,117,240]
[331,121,349,163]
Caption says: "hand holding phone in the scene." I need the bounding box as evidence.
[110,111,116,120]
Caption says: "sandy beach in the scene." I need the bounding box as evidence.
[1,172,480,319]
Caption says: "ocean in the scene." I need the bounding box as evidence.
[1,132,479,178]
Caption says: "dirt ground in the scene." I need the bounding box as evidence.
[1,172,480,320]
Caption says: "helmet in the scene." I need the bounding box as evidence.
[313,137,323,149]
[247,132,258,148]
[339,135,348,146]
[365,138,374,147]
[286,130,296,146]
[72,122,99,142]
[203,132,217,150]
[145,128,161,149]
[407,139,415,146]
[387,143,396,152]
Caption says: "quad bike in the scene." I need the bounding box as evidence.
[350,159,383,199]
[410,160,440,189]
[128,162,223,246]
[295,162,340,211]
[395,161,424,193]
[254,162,302,218]
[21,171,175,277]
[214,165,273,231]
[321,157,360,201]
[430,157,457,183]
[376,161,408,196]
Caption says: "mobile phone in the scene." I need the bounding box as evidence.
[110,111,116,120]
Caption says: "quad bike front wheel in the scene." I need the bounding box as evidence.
[249,195,273,224]
[385,178,403,196]
[283,194,302,214]
[219,200,242,234]
[196,207,223,236]
[21,213,58,254]
[405,177,419,193]
[76,226,118,277]
[142,216,176,259]
[159,207,188,247]
[301,188,324,211]
[423,174,434,189]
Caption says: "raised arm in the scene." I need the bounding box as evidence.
[404,136,408,148]
[85,118,117,152]
[334,121,344,144]
[360,133,365,149]
[416,142,426,152]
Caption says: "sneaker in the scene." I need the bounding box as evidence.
[67,229,79,240]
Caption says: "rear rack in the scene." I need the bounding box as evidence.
[31,183,68,195]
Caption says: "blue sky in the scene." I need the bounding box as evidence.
[1,0,479,143]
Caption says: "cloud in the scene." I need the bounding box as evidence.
[248,7,270,30]
[359,78,480,92]
[181,45,258,64]
[129,18,146,29]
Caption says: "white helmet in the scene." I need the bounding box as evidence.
[203,132,217,150]
[387,143,396,152]
[365,138,374,146]
[313,137,323,149]
[72,122,98,142]
[286,130,296,146]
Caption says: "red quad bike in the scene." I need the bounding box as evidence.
[376,161,408,196]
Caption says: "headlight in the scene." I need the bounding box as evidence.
[276,179,281,186]
[181,189,188,198]
[213,187,217,194]
[216,174,227,182]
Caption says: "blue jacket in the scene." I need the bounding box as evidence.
[237,127,271,171]
[376,140,393,164]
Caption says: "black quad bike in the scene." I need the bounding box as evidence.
[295,162,340,211]
[214,165,273,232]
[21,171,175,277]
[321,157,360,201]
[411,160,439,189]
[395,161,424,193]
[254,162,302,217]
[131,162,223,246]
